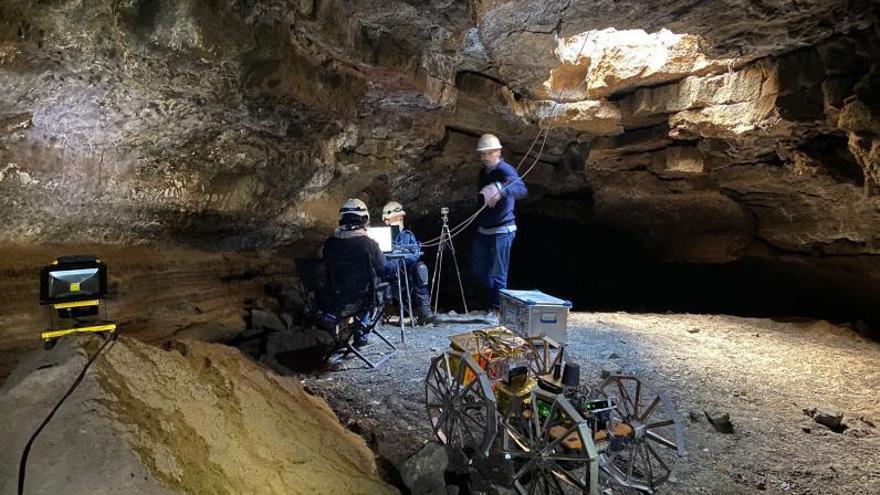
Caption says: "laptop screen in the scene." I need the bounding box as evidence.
[367,226,394,253]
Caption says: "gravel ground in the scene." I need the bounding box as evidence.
[291,312,880,495]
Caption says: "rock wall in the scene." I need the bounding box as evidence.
[0,0,879,329]
[0,243,299,381]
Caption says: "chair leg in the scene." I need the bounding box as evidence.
[332,317,397,369]
[372,329,397,350]
[362,306,397,350]
[344,343,395,369]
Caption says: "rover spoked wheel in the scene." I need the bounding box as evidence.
[425,350,498,465]
[501,390,599,494]
[525,336,565,376]
[594,375,686,493]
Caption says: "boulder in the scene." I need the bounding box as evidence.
[704,411,735,434]
[400,442,449,495]
[0,335,397,495]
[804,406,845,430]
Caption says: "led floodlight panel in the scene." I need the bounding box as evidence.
[40,257,108,305]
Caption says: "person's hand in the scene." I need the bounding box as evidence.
[479,183,501,207]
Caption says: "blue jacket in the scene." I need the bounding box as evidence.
[476,159,528,229]
[393,229,422,265]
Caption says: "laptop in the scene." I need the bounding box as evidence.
[367,226,400,253]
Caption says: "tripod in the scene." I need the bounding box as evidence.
[429,207,469,315]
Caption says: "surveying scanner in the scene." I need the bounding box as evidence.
[429,207,469,315]
[39,256,117,346]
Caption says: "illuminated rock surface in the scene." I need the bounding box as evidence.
[0,335,397,495]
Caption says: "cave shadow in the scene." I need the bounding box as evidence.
[412,200,880,338]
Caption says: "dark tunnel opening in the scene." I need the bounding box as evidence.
[413,203,880,335]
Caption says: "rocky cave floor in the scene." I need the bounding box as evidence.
[280,312,880,495]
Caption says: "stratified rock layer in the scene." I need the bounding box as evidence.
[0,336,397,495]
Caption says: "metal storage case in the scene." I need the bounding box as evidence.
[499,289,572,344]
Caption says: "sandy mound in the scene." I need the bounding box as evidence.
[0,335,397,495]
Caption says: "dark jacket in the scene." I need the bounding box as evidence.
[322,232,387,280]
[476,159,528,229]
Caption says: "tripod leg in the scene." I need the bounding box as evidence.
[432,244,445,315]
[430,233,444,314]
[402,262,414,322]
[430,248,440,310]
[447,243,469,315]
[396,260,406,341]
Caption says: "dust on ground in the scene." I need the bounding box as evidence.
[294,312,880,495]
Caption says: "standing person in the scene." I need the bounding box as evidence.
[471,134,528,317]
[381,201,436,326]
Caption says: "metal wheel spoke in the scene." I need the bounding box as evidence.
[505,427,532,452]
[548,469,567,495]
[460,407,488,432]
[429,407,445,429]
[544,453,590,463]
[459,408,487,436]
[626,444,636,480]
[639,442,654,484]
[639,396,661,422]
[451,358,467,395]
[645,419,675,430]
[454,412,467,447]
[538,470,557,495]
[539,401,559,440]
[645,441,671,473]
[458,412,480,445]
[455,374,480,400]
[547,461,589,490]
[645,430,678,450]
[529,402,542,441]
[527,473,538,495]
[426,378,445,399]
[634,380,642,417]
[515,457,540,483]
[617,380,636,418]
[432,409,449,440]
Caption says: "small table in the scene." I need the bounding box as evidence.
[386,253,415,344]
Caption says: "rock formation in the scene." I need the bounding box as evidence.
[0,335,397,494]
[0,0,879,360]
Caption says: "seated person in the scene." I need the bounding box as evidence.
[382,201,436,326]
[322,198,393,347]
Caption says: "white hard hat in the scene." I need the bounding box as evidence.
[382,201,405,222]
[476,133,502,151]
[339,198,370,223]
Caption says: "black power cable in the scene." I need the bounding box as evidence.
[17,332,118,495]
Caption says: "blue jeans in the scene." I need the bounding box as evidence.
[471,231,516,310]
[383,260,432,315]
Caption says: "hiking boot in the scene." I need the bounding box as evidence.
[352,332,370,348]
[414,311,437,326]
